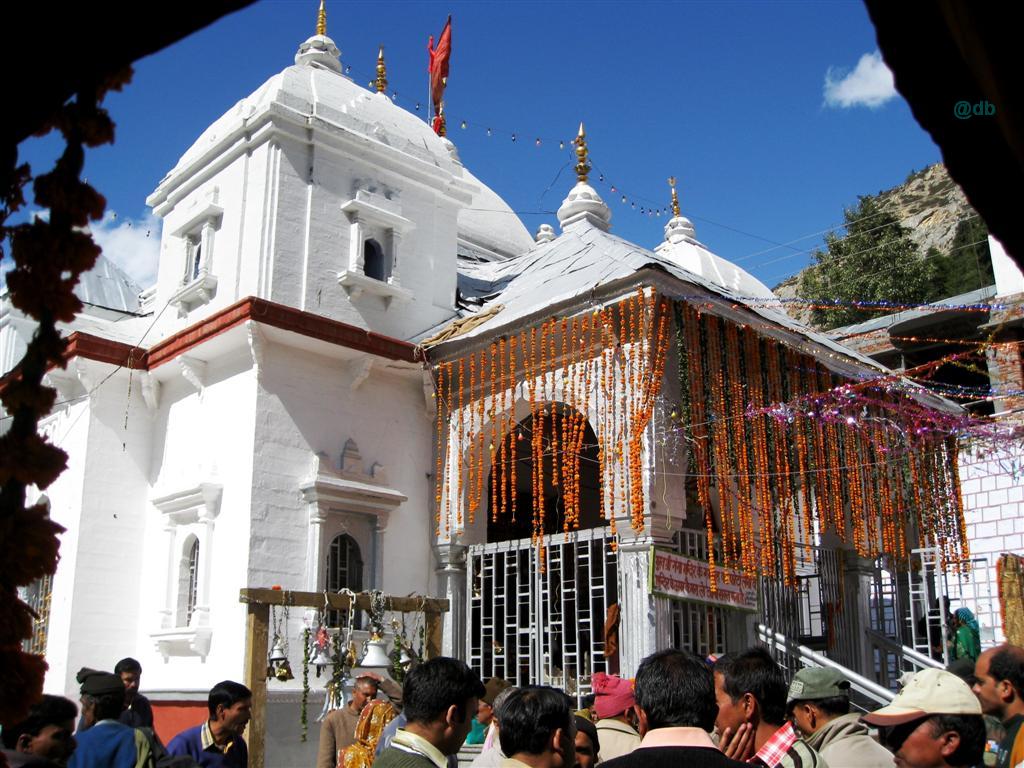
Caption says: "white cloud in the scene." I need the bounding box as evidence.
[88,210,162,289]
[824,51,897,109]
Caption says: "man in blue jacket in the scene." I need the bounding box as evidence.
[69,670,152,768]
[167,680,252,768]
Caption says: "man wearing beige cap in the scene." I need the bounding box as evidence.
[862,669,986,768]
[787,668,893,768]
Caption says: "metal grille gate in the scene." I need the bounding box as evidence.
[468,527,618,701]
[908,546,999,662]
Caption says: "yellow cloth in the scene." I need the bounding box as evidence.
[998,553,1024,645]
[340,700,398,768]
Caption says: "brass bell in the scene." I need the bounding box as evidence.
[275,659,295,681]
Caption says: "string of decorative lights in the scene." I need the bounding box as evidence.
[343,56,994,290]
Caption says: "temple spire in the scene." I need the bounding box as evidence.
[574,122,591,183]
[316,0,327,36]
[557,121,610,232]
[668,176,681,217]
[374,45,388,93]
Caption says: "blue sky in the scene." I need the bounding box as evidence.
[14,0,942,291]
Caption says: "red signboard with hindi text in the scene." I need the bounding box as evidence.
[649,548,758,612]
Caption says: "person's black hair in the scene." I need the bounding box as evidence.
[930,714,986,767]
[580,693,596,710]
[1,695,78,748]
[114,657,142,675]
[789,695,850,718]
[989,645,1024,696]
[402,657,485,725]
[635,649,717,731]
[84,691,125,722]
[498,686,573,757]
[714,647,787,726]
[574,714,600,757]
[208,680,253,718]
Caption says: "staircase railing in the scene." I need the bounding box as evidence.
[757,624,895,709]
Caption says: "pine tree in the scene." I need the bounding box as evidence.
[799,195,935,329]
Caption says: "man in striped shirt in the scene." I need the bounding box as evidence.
[713,650,828,768]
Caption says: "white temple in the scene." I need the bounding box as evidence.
[1,9,977,767]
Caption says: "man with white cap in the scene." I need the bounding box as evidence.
[862,669,986,768]
[787,667,893,768]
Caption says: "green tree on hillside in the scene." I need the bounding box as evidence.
[800,195,936,329]
[927,215,993,298]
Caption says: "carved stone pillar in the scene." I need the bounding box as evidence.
[615,537,656,677]
[844,548,876,675]
[434,542,468,659]
[348,215,364,272]
[192,510,216,628]
[159,522,176,629]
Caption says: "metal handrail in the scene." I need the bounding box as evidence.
[864,628,942,670]
[757,624,895,706]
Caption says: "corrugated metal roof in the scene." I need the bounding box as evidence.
[73,253,142,313]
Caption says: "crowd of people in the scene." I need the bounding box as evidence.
[2,644,1022,768]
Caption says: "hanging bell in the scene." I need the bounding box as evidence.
[275,659,295,681]
[311,646,334,671]
[359,636,391,669]
[269,636,288,663]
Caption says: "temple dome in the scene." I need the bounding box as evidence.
[655,208,775,300]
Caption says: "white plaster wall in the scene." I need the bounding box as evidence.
[270,134,458,340]
[249,344,434,597]
[151,140,272,338]
[227,343,434,760]
[33,368,154,698]
[37,399,91,695]
[149,120,460,346]
[0,300,31,377]
[991,235,1024,298]
[954,441,1023,645]
[135,350,260,693]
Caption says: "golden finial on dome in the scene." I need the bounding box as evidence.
[374,45,388,93]
[668,176,681,217]
[574,122,590,183]
[316,0,327,36]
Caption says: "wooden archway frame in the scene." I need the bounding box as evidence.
[238,588,449,768]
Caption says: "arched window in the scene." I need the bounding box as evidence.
[177,536,200,627]
[190,241,203,280]
[327,533,364,627]
[363,239,389,282]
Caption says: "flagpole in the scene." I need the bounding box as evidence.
[426,34,433,125]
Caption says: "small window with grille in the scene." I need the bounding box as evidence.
[326,533,364,627]
[177,536,200,626]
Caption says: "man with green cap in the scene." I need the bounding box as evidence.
[68,669,153,768]
[787,668,893,768]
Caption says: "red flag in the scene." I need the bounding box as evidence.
[428,16,451,111]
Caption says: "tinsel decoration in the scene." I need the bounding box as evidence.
[429,290,972,591]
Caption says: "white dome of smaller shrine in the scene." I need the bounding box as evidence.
[654,179,775,300]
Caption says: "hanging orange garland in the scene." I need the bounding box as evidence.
[427,289,969,587]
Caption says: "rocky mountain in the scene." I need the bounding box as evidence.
[772,163,984,324]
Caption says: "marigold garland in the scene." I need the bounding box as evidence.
[425,291,969,589]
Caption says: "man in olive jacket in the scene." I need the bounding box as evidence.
[373,658,484,768]
[787,668,893,768]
